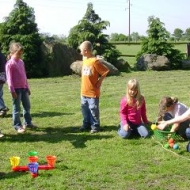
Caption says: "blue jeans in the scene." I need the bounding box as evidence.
[12,88,32,130]
[81,96,100,130]
[0,83,6,110]
[118,122,149,138]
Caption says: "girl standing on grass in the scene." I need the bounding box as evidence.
[118,79,150,138]
[6,42,36,133]
[157,96,190,139]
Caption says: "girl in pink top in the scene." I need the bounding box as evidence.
[118,79,150,138]
[6,42,36,133]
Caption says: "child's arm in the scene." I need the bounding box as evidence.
[96,71,109,88]
[158,109,190,130]
[120,98,128,127]
[170,123,180,132]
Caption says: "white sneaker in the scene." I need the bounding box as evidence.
[0,133,4,138]
[17,127,25,134]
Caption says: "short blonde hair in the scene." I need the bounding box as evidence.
[9,42,23,54]
[79,41,93,52]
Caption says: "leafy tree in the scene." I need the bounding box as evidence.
[40,33,67,44]
[118,34,127,41]
[137,16,184,69]
[0,0,44,78]
[131,32,140,42]
[109,33,120,41]
[184,28,190,41]
[173,28,183,41]
[67,3,121,65]
[109,33,128,42]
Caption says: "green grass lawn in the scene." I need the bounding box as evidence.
[1,71,190,189]
[116,43,188,67]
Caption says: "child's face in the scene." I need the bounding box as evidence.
[12,50,23,59]
[128,86,138,97]
[79,44,87,57]
[166,104,175,111]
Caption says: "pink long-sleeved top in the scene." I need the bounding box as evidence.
[6,57,29,93]
[120,96,148,126]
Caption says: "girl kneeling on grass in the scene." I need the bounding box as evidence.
[118,79,150,139]
[157,96,190,139]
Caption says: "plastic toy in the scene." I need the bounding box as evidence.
[173,143,179,150]
[151,124,157,130]
[164,143,169,149]
[10,151,56,178]
[168,138,175,144]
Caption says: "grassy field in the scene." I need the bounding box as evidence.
[1,71,190,189]
[116,43,188,67]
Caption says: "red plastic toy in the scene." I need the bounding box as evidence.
[10,152,56,178]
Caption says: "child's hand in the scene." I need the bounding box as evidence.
[157,121,167,130]
[123,124,130,131]
[11,92,17,99]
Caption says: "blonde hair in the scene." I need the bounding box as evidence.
[9,42,23,55]
[126,79,143,108]
[80,41,93,52]
[158,96,178,118]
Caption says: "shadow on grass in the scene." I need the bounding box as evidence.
[2,111,74,118]
[0,171,29,180]
[2,126,114,149]
[31,111,74,117]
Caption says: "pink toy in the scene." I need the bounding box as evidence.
[10,152,56,178]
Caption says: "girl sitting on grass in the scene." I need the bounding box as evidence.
[157,96,190,139]
[118,79,150,139]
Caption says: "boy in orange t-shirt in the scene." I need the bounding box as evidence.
[79,41,109,133]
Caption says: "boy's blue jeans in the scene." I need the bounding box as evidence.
[118,122,149,138]
[12,88,32,130]
[81,96,100,130]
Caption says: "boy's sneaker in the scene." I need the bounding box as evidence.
[90,129,99,134]
[23,124,37,129]
[0,133,4,138]
[79,126,85,131]
[79,125,91,132]
[17,127,25,134]
[2,107,9,112]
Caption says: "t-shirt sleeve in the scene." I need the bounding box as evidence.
[94,60,109,76]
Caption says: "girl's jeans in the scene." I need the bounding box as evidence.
[0,83,6,110]
[118,121,149,138]
[81,96,100,130]
[12,88,32,130]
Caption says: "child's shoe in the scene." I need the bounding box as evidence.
[0,107,9,117]
[0,132,4,138]
[23,124,37,129]
[90,129,99,134]
[16,127,25,134]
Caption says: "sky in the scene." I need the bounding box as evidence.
[0,0,190,37]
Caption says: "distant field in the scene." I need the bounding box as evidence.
[115,43,188,66]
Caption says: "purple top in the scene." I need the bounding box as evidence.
[6,58,29,93]
[120,96,148,126]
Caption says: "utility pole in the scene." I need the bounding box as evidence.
[128,0,131,43]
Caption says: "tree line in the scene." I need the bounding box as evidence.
[109,28,190,42]
[0,0,188,78]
